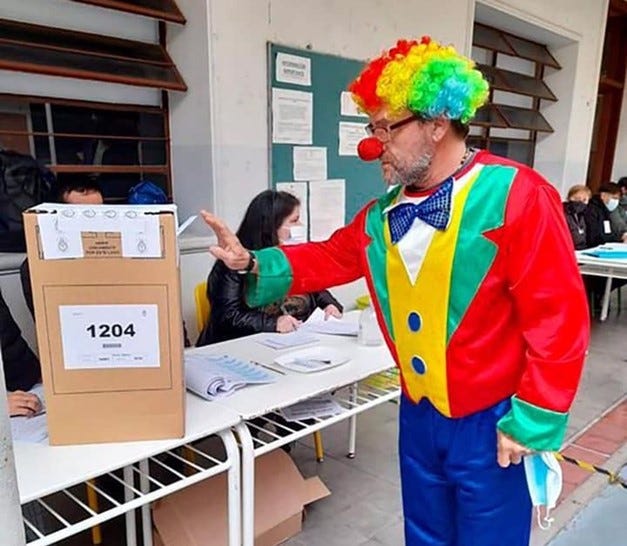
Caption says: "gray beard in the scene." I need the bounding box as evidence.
[390,151,433,187]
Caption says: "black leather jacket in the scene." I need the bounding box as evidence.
[196,261,343,346]
[0,288,40,392]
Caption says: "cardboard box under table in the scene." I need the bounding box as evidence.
[23,204,185,445]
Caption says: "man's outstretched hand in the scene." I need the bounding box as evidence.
[201,210,251,271]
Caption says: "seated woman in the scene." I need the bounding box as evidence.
[563,184,590,250]
[197,190,343,346]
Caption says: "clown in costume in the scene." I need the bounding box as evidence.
[203,37,589,545]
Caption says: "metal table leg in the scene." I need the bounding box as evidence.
[235,422,255,546]
[138,460,152,546]
[219,429,242,546]
[123,466,137,546]
[347,382,357,459]
[600,276,613,321]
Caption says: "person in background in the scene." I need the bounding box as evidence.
[196,189,343,346]
[19,178,104,318]
[584,182,627,248]
[618,177,627,209]
[1,288,41,417]
[563,184,591,250]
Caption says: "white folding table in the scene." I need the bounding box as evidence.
[15,395,241,546]
[187,326,399,546]
[576,250,627,321]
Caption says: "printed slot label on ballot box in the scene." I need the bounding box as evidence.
[59,304,160,370]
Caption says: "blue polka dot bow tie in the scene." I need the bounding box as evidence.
[387,177,453,244]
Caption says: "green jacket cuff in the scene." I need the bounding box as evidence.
[245,247,293,307]
[497,396,568,451]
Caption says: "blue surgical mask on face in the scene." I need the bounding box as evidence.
[606,198,619,212]
[283,225,307,245]
[524,452,563,530]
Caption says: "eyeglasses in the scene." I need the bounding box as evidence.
[365,114,421,142]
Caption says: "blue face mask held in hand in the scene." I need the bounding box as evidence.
[524,452,563,530]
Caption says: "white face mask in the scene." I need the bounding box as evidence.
[523,452,563,530]
[606,198,619,212]
[282,225,306,245]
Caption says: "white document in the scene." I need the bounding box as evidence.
[37,205,166,259]
[281,394,344,422]
[340,91,368,118]
[309,179,346,241]
[276,182,309,239]
[10,384,48,444]
[272,88,313,145]
[185,353,276,401]
[257,330,319,350]
[301,308,359,336]
[276,52,311,86]
[59,304,160,369]
[339,121,368,156]
[293,146,327,181]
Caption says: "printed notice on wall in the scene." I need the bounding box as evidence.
[276,181,309,239]
[293,146,327,181]
[340,91,368,118]
[339,121,368,156]
[272,88,313,145]
[59,304,160,370]
[276,52,311,86]
[309,179,345,241]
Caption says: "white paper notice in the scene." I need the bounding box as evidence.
[340,91,368,118]
[293,146,327,181]
[59,304,160,369]
[276,52,311,86]
[309,179,345,241]
[37,214,84,259]
[339,122,368,156]
[272,88,313,145]
[276,182,309,239]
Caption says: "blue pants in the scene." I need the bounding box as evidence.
[399,396,532,546]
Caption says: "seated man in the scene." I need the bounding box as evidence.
[1,288,42,417]
[20,178,104,317]
[584,182,627,248]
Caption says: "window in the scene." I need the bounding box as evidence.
[71,0,185,24]
[0,94,171,202]
[470,23,560,166]
[0,18,186,91]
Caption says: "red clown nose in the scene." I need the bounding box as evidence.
[357,137,384,162]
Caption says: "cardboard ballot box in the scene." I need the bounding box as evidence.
[23,204,185,445]
[153,447,331,546]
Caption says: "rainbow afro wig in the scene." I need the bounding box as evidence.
[349,36,489,124]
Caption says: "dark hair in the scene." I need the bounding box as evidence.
[618,177,627,189]
[451,119,470,139]
[235,190,300,250]
[54,176,103,203]
[598,182,621,196]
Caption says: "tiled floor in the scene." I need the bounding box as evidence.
[53,292,627,545]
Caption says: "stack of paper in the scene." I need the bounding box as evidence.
[281,394,344,422]
[185,354,277,400]
[10,384,48,444]
[300,308,359,336]
[257,330,319,349]
[581,243,627,259]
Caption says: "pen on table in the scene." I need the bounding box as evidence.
[253,360,286,375]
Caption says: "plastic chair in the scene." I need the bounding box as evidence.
[193,282,325,462]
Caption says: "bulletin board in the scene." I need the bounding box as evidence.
[267,43,383,237]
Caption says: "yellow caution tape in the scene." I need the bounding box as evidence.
[554,452,627,489]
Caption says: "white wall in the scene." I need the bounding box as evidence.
[611,69,627,181]
[475,0,609,196]
[207,0,472,228]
